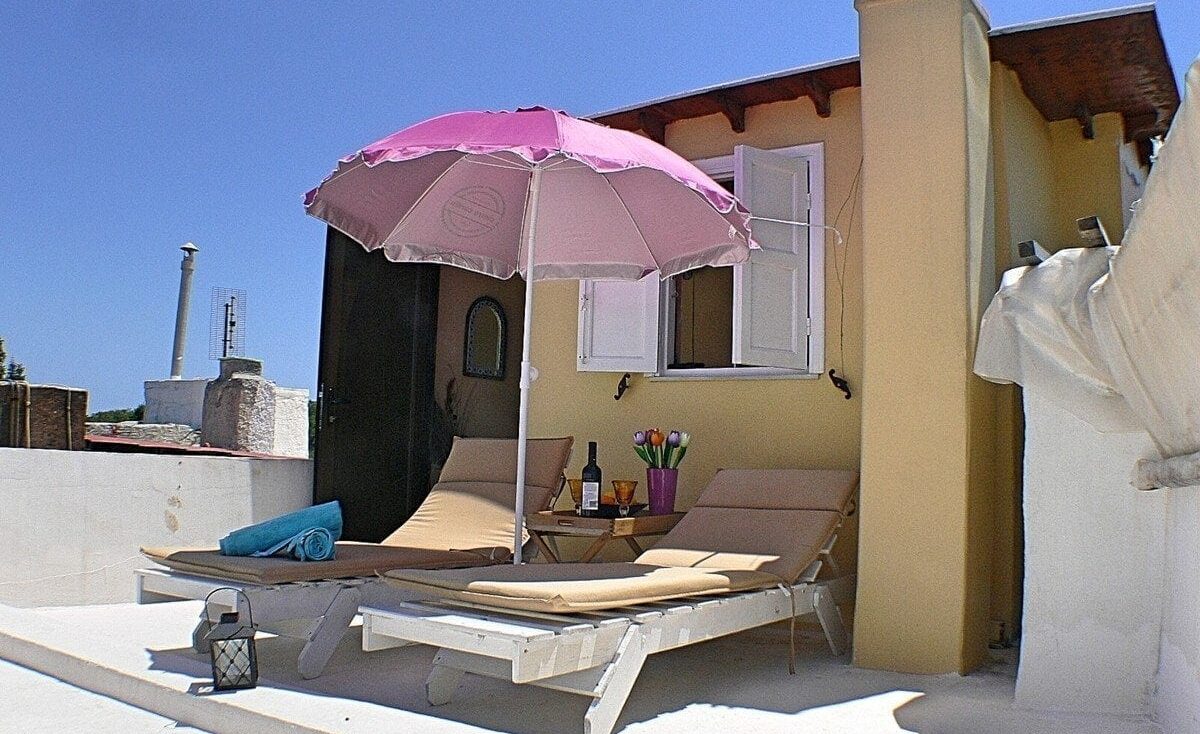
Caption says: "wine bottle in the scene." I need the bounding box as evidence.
[580,441,601,516]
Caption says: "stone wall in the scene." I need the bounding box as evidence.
[85,421,200,447]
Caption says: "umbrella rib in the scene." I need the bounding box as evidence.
[542,157,588,172]
[473,153,537,171]
[376,154,460,247]
[307,157,370,198]
[380,155,537,250]
[599,173,657,273]
[378,154,486,249]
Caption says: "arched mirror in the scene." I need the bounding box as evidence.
[463,296,507,380]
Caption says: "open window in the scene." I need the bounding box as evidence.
[577,143,825,378]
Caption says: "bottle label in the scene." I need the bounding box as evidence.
[582,481,600,511]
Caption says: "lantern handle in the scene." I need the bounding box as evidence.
[203,586,255,627]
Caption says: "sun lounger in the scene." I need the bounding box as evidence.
[365,468,858,734]
[135,436,572,679]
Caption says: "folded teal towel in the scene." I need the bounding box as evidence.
[219,501,343,559]
[251,526,336,562]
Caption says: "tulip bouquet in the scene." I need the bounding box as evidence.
[633,428,690,469]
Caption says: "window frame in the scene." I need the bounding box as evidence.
[653,142,826,380]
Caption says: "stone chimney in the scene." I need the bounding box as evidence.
[201,358,276,454]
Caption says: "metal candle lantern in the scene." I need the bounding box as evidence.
[203,588,259,690]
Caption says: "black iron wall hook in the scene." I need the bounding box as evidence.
[828,369,852,400]
[614,373,632,400]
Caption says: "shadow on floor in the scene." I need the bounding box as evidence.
[148,619,923,734]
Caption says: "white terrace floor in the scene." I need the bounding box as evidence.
[0,600,1161,734]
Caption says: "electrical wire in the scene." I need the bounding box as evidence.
[830,157,863,375]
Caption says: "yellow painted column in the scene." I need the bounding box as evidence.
[853,0,995,673]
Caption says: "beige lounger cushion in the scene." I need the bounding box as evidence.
[636,468,858,582]
[385,562,780,613]
[141,436,574,585]
[382,436,573,550]
[141,542,503,585]
[385,468,859,612]
[634,507,840,581]
[438,436,572,489]
[684,468,858,512]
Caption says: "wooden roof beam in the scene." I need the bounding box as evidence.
[638,110,667,144]
[712,92,747,133]
[1123,110,1169,142]
[803,76,832,118]
[1074,104,1095,140]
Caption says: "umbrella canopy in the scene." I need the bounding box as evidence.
[305,107,756,562]
[305,107,753,281]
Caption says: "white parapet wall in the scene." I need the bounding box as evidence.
[1156,486,1200,731]
[0,447,311,608]
[1016,389,1166,716]
[143,378,209,429]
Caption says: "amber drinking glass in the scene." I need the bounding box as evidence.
[612,480,638,516]
[567,479,584,513]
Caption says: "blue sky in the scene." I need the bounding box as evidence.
[1,1,1196,410]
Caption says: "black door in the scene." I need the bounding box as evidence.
[314,228,439,541]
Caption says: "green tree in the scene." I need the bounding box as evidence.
[87,405,145,423]
[0,337,27,381]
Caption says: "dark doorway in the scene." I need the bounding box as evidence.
[314,228,439,541]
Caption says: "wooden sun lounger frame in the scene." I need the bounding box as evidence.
[133,532,557,679]
[359,533,852,734]
[135,567,398,680]
[134,471,568,679]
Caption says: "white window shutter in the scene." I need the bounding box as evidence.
[577,275,661,372]
[732,145,811,370]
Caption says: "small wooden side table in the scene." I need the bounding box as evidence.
[525,510,685,563]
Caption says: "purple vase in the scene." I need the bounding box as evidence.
[646,467,678,515]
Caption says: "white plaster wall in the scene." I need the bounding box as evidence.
[272,387,310,458]
[1155,486,1200,732]
[143,379,209,428]
[1016,389,1166,715]
[0,447,311,607]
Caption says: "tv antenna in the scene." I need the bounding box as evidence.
[208,287,247,359]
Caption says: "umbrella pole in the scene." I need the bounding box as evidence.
[513,166,543,564]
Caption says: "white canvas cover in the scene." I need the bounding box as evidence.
[976,57,1200,489]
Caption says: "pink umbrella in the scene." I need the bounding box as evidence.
[305,107,755,562]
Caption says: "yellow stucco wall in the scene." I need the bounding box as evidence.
[434,267,526,440]
[986,62,1039,644]
[521,1,1129,671]
[853,0,995,674]
[1050,112,1127,247]
[991,64,1127,252]
[527,87,865,566]
[992,65,1058,256]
